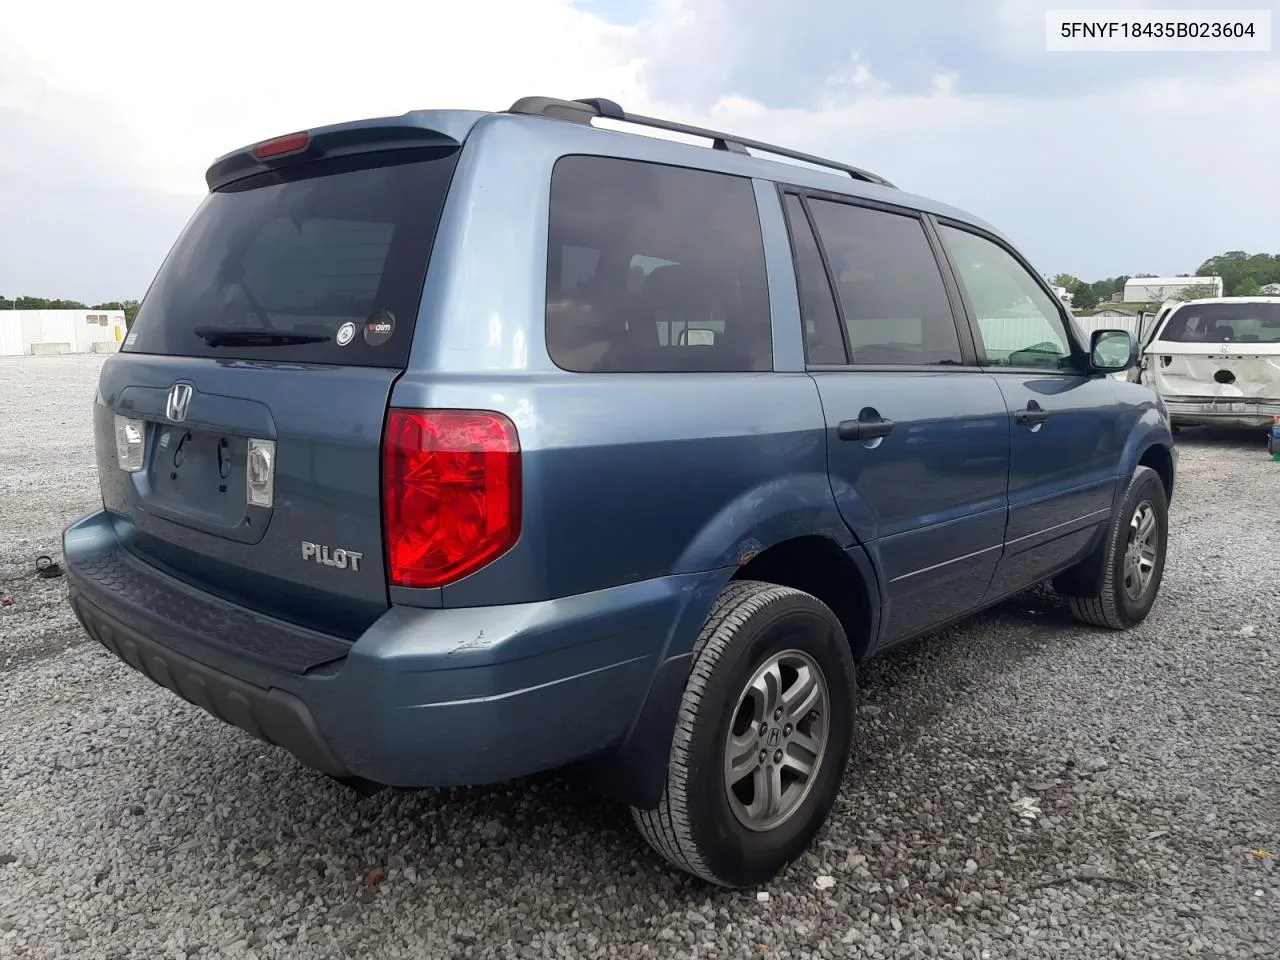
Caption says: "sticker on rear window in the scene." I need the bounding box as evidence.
[364,311,395,347]
[336,321,356,347]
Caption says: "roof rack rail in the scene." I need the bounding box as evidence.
[506,96,896,189]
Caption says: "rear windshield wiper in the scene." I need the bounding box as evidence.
[192,325,331,347]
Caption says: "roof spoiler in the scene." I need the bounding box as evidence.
[506,96,896,188]
[205,117,461,191]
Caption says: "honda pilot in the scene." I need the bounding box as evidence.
[64,96,1176,888]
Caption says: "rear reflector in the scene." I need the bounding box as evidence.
[252,131,309,159]
[382,409,521,589]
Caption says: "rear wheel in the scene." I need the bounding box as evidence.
[631,580,856,888]
[1068,465,1168,629]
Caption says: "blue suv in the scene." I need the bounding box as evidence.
[64,96,1175,888]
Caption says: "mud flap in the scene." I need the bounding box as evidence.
[1050,518,1111,598]
[580,652,693,810]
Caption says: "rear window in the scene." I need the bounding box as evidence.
[545,156,773,373]
[124,149,460,367]
[1158,302,1280,344]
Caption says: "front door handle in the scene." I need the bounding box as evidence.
[1015,401,1050,426]
[837,417,895,441]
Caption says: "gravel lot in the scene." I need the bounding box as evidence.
[1,354,1276,959]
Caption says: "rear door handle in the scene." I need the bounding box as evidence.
[837,418,895,441]
[1015,403,1050,426]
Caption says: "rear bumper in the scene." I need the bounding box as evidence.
[1163,396,1280,428]
[63,510,696,789]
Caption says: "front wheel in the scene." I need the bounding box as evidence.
[631,580,857,888]
[1068,465,1169,629]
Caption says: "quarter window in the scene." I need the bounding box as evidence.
[545,157,773,373]
[938,225,1073,369]
[804,198,962,366]
[783,195,847,365]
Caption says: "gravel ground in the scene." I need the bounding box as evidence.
[1,354,1276,960]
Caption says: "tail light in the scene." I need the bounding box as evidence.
[252,131,309,159]
[113,415,146,472]
[381,409,522,589]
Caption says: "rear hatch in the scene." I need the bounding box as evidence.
[98,127,462,639]
[1144,300,1280,404]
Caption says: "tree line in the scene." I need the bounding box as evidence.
[1052,251,1280,311]
[0,296,141,326]
[1050,274,1131,312]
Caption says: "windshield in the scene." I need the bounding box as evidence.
[123,148,460,367]
[1158,302,1280,344]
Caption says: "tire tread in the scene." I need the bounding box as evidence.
[1067,465,1164,630]
[632,579,830,886]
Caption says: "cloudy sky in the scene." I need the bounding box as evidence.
[1,0,1276,304]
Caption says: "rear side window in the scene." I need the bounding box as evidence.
[545,156,772,373]
[804,199,962,366]
[124,149,460,368]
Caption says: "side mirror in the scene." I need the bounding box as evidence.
[1090,329,1137,373]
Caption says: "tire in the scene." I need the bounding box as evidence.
[631,580,857,888]
[1068,465,1169,630]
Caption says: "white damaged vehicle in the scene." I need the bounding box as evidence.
[1130,296,1280,430]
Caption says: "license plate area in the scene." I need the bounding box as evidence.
[1199,401,1248,413]
[139,424,269,538]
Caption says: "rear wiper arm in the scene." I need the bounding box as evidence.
[192,325,330,347]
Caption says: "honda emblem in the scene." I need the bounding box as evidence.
[165,382,194,423]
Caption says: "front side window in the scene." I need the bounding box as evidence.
[545,156,773,373]
[938,225,1074,369]
[804,198,962,366]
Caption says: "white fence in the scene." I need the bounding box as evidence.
[972,313,1142,356]
[0,319,22,357]
[0,310,126,356]
[1072,313,1143,340]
